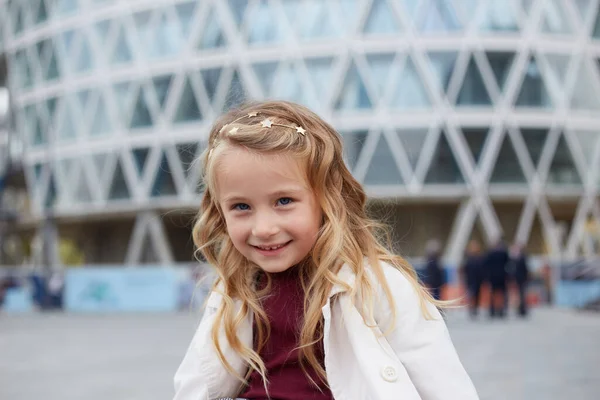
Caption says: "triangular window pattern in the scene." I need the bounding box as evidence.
[58,101,78,142]
[461,127,489,166]
[73,169,93,203]
[478,0,520,32]
[32,114,46,146]
[593,7,600,38]
[364,132,404,185]
[228,0,248,28]
[35,0,49,24]
[152,75,173,111]
[547,134,582,185]
[151,152,178,197]
[176,142,199,178]
[418,0,461,33]
[139,232,161,264]
[111,25,133,65]
[544,53,570,89]
[574,0,592,23]
[44,42,61,81]
[365,53,396,97]
[129,88,154,129]
[198,6,227,49]
[46,97,58,129]
[61,30,76,56]
[175,1,197,40]
[490,133,527,184]
[13,3,25,34]
[132,147,150,177]
[75,36,93,73]
[485,51,515,92]
[92,153,111,184]
[56,0,79,16]
[77,89,91,113]
[341,130,369,172]
[94,19,111,48]
[247,0,285,45]
[396,128,428,170]
[15,50,33,89]
[174,77,203,123]
[426,52,457,94]
[45,173,57,209]
[540,0,572,34]
[305,57,334,101]
[456,57,492,106]
[201,68,222,102]
[252,62,278,96]
[391,57,431,109]
[113,82,133,127]
[520,128,549,169]
[108,158,131,200]
[570,61,600,110]
[90,95,112,136]
[573,130,600,168]
[273,63,306,104]
[424,131,464,184]
[515,57,552,108]
[335,61,372,110]
[222,70,248,112]
[296,2,341,40]
[152,12,183,59]
[363,0,401,35]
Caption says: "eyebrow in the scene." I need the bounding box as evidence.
[221,188,306,204]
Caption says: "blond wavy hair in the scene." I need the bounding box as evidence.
[192,100,441,390]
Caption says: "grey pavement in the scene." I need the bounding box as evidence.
[0,307,599,400]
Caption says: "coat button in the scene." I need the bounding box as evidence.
[381,365,398,382]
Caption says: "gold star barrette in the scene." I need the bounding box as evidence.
[260,118,306,136]
[219,112,261,133]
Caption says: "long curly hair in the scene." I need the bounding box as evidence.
[192,100,439,389]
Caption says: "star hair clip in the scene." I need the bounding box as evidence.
[259,118,306,136]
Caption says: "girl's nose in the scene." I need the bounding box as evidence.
[252,215,280,238]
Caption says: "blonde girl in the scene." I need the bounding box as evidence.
[174,101,479,400]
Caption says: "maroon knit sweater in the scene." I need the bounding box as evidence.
[240,267,333,400]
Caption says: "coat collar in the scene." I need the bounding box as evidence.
[329,263,356,298]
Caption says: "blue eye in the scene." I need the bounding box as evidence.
[277,197,293,206]
[233,203,250,211]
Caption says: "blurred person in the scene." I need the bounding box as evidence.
[423,239,446,301]
[509,243,530,317]
[173,101,478,399]
[47,268,64,309]
[461,240,485,319]
[541,259,553,305]
[484,237,509,319]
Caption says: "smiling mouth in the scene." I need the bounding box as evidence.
[252,241,291,251]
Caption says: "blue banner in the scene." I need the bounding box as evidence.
[65,267,179,312]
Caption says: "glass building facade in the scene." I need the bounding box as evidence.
[1,0,600,266]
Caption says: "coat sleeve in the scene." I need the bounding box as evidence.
[373,265,480,400]
[173,289,225,400]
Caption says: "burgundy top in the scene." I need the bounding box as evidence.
[240,267,333,400]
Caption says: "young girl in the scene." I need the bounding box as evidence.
[173,101,479,400]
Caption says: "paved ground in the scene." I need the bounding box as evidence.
[0,307,598,400]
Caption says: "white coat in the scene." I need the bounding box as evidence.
[173,262,479,400]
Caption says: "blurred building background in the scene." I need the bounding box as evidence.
[0,0,599,270]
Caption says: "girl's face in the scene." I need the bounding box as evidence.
[216,146,322,274]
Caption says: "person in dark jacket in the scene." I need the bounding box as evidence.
[423,239,445,301]
[484,238,509,318]
[509,243,530,317]
[461,240,485,318]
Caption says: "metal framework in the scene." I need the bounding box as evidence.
[1,0,600,266]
